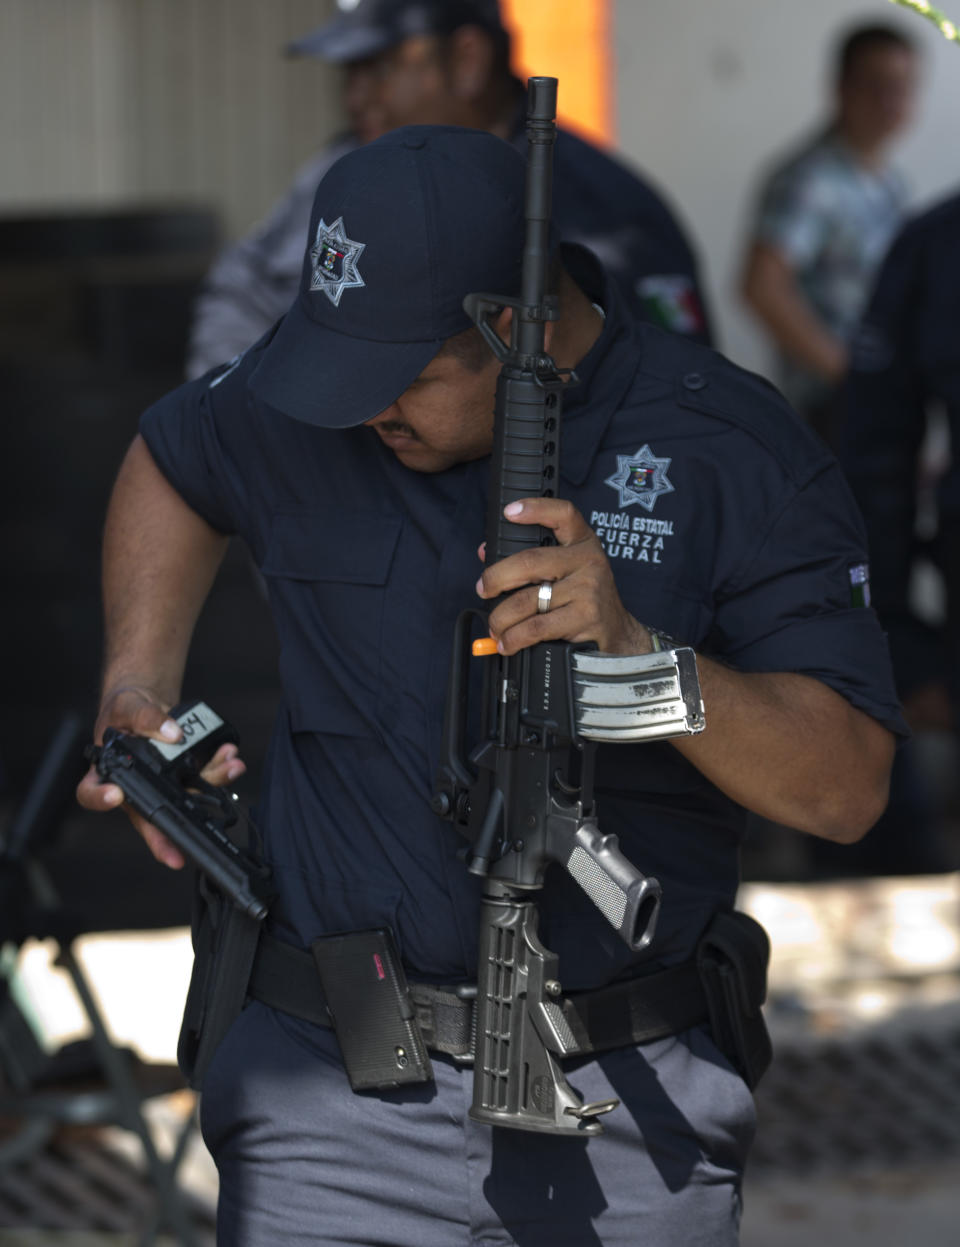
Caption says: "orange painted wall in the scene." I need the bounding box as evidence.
[499,0,614,147]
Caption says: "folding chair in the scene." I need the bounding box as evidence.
[0,713,205,1244]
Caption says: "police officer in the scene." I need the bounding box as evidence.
[80,128,900,1245]
[842,190,960,706]
[836,191,960,872]
[187,0,712,378]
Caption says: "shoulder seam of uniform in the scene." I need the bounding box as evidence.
[718,461,836,599]
[633,328,833,488]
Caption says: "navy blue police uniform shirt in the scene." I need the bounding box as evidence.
[140,252,904,990]
[841,192,960,697]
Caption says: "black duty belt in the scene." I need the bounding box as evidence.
[249,931,710,1063]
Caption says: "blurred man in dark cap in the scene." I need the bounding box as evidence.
[186,0,712,377]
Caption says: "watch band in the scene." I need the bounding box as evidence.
[644,625,680,653]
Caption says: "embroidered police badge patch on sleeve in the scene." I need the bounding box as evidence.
[605,446,675,511]
[849,562,871,608]
[309,217,365,306]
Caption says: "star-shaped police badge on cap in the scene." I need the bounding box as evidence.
[605,445,675,511]
[309,217,365,307]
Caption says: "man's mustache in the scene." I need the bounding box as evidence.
[374,421,419,439]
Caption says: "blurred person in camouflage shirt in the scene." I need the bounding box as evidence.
[740,22,919,446]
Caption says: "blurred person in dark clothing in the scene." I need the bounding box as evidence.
[842,190,960,731]
[741,23,919,448]
[187,0,712,378]
[827,191,960,876]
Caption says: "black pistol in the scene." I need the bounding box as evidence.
[89,699,272,921]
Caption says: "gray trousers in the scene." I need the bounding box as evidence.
[200,1001,755,1245]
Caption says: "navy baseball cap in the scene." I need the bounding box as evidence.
[287,0,505,63]
[248,125,538,429]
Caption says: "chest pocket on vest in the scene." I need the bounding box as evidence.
[262,509,402,735]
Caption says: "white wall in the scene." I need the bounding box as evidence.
[613,0,960,375]
[0,0,344,238]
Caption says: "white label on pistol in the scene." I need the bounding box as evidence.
[153,703,224,762]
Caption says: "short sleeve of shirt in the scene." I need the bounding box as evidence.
[755,163,827,268]
[139,367,249,538]
[711,461,907,737]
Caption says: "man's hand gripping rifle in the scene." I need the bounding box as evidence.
[432,78,705,1137]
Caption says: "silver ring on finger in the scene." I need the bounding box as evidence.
[537,581,554,614]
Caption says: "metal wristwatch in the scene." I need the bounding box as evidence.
[643,624,681,653]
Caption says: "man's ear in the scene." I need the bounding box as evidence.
[447,26,495,101]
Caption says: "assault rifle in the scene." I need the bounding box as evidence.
[432,78,705,1136]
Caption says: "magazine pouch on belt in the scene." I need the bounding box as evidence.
[311,928,432,1091]
[696,910,772,1090]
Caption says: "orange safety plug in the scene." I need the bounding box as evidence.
[472,637,499,657]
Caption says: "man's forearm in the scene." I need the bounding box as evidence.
[672,653,895,842]
[742,242,847,383]
[473,495,895,844]
[101,435,229,709]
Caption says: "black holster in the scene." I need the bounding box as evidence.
[177,874,263,1089]
[696,909,772,1090]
